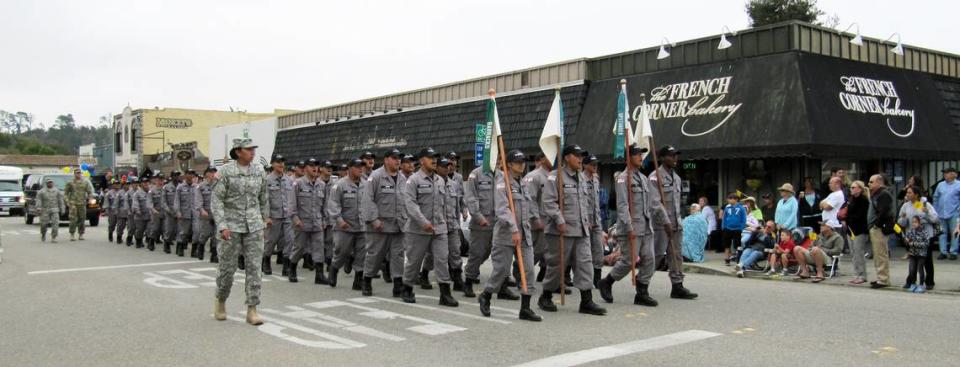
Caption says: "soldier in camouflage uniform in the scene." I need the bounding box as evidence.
[131,177,151,249]
[213,138,269,326]
[327,158,366,289]
[63,169,93,241]
[161,172,181,253]
[115,181,132,245]
[38,178,65,243]
[104,180,120,242]
[266,154,295,275]
[147,175,165,251]
[193,167,218,262]
[174,170,198,257]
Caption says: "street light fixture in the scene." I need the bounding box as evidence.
[842,23,863,46]
[718,26,736,50]
[657,37,675,59]
[885,33,904,55]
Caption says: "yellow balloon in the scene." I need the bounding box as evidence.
[62,167,71,173]
[82,171,91,177]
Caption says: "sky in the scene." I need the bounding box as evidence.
[1,0,955,128]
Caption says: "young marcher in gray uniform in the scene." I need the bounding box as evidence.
[597,145,668,307]
[265,155,296,275]
[462,163,518,300]
[523,153,551,281]
[38,178,65,243]
[400,147,458,307]
[478,150,542,321]
[439,159,465,291]
[147,175,165,252]
[104,181,120,242]
[648,146,698,300]
[115,182,131,245]
[582,154,605,287]
[194,167,217,262]
[123,180,137,246]
[131,178,151,249]
[288,158,328,285]
[321,160,338,269]
[327,158,366,289]
[538,145,606,316]
[360,149,406,297]
[161,172,181,251]
[174,170,198,257]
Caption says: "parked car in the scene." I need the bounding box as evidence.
[24,174,101,226]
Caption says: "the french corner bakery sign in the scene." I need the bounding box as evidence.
[641,76,743,137]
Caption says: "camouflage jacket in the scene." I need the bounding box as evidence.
[212,162,269,234]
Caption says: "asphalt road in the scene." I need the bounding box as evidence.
[1,216,958,366]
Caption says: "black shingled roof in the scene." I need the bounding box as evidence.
[275,84,589,165]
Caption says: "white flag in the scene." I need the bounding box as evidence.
[538,90,564,166]
[633,103,653,159]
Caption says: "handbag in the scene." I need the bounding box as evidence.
[837,204,849,221]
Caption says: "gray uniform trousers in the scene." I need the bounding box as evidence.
[363,232,404,279]
[215,230,264,306]
[107,212,117,235]
[486,244,536,295]
[176,218,194,244]
[332,231,365,270]
[194,217,216,251]
[464,229,493,281]
[654,228,685,284]
[543,234,594,291]
[590,227,604,270]
[324,229,334,262]
[421,229,462,271]
[116,215,128,240]
[290,229,324,263]
[403,232,451,286]
[134,218,149,240]
[40,211,60,239]
[532,230,547,265]
[163,213,177,242]
[147,212,163,241]
[609,233,656,284]
[264,218,293,257]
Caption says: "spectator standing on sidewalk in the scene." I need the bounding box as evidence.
[933,168,960,260]
[898,185,938,289]
[774,184,798,231]
[721,193,747,265]
[760,194,776,224]
[847,180,871,284]
[903,216,932,293]
[868,174,896,289]
[798,177,822,231]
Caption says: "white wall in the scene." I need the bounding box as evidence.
[208,117,277,168]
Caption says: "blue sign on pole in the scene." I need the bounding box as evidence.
[475,123,486,163]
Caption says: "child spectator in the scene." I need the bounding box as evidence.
[766,228,796,276]
[904,216,931,293]
[721,193,747,266]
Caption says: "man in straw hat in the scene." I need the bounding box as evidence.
[212,138,270,325]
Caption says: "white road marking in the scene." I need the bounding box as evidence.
[417,295,516,318]
[512,330,722,367]
[28,260,201,275]
[226,314,366,349]
[367,297,511,325]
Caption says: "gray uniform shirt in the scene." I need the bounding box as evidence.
[103,189,117,214]
[266,172,296,220]
[148,186,163,215]
[523,167,549,228]
[195,180,214,218]
[444,175,464,231]
[117,189,132,218]
[293,176,326,231]
[132,188,151,221]
[162,182,177,215]
[174,182,197,219]
[583,173,602,228]
[403,170,447,235]
[360,166,404,233]
[493,173,535,247]
[327,176,363,233]
[542,167,591,238]
[464,167,497,231]
[616,168,668,236]
[649,166,683,227]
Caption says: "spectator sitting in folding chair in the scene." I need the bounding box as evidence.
[794,223,843,282]
[735,220,777,277]
[766,228,797,276]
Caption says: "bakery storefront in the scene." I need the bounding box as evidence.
[576,51,960,208]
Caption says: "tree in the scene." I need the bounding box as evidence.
[0,110,34,134]
[55,114,76,129]
[745,0,824,27]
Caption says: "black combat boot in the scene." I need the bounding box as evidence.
[288,258,299,283]
[451,269,464,292]
[504,277,517,287]
[593,268,602,289]
[239,255,245,270]
[536,266,546,282]
[438,283,458,307]
[196,244,204,260]
[497,285,519,300]
[670,283,698,300]
[634,283,658,307]
[116,235,123,245]
[578,290,607,316]
[537,291,557,312]
[262,256,272,275]
[175,242,185,256]
[519,295,542,322]
[462,278,476,298]
[478,291,493,317]
[303,257,314,271]
[276,252,284,265]
[209,245,219,263]
[108,231,113,243]
[597,275,615,303]
[383,270,392,283]
[135,238,144,249]
[392,278,403,297]
[361,276,373,296]
[314,263,328,285]
[328,266,339,288]
[190,243,198,258]
[343,257,353,274]
[419,270,433,290]
[352,271,363,291]
[401,285,416,304]
[163,241,171,254]
[126,235,134,246]
[281,258,290,277]
[146,239,155,251]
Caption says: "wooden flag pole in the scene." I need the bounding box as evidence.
[556,145,566,306]
[623,80,637,286]
[490,89,529,294]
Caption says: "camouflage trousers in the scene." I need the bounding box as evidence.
[215,230,264,306]
[40,211,60,239]
[67,205,85,235]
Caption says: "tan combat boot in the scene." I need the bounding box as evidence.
[214,299,227,321]
[246,305,264,325]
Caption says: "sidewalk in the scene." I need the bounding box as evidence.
[682,248,960,296]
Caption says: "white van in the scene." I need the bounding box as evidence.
[0,166,24,215]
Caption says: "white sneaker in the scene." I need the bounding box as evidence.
[780,269,789,276]
[736,270,744,278]
[765,269,776,276]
